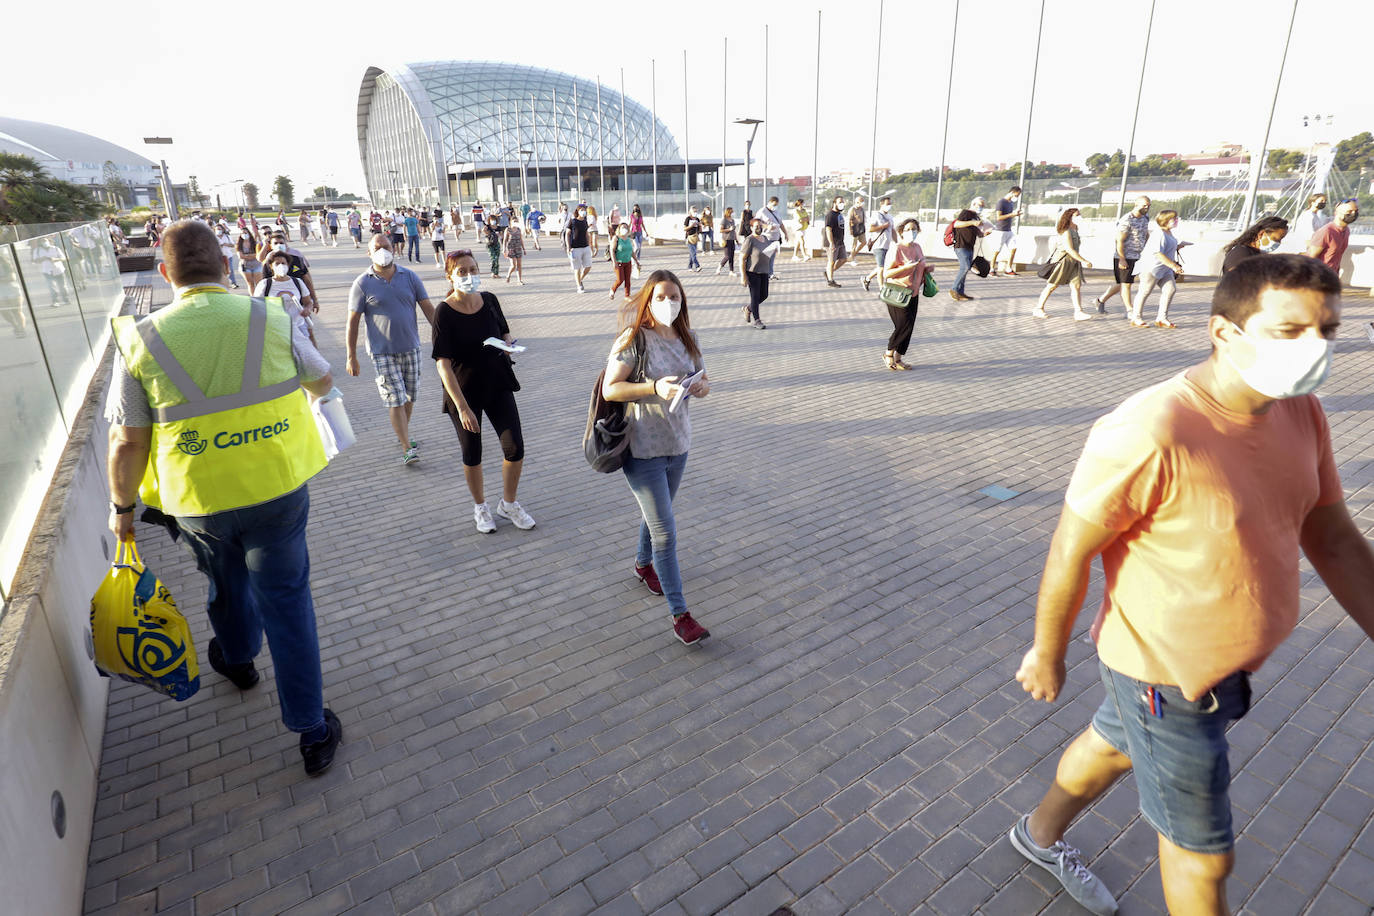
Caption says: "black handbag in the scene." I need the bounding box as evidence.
[583,332,648,473]
[972,255,991,277]
[1036,252,1065,280]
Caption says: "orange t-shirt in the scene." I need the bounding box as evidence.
[1065,372,1342,699]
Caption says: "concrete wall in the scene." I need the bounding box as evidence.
[0,347,117,913]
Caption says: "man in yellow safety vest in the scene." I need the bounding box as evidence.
[105,220,342,776]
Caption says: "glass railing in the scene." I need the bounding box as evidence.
[0,221,126,605]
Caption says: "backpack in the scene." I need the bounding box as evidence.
[943,220,956,248]
[584,332,647,473]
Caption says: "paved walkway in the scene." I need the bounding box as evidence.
[84,236,1374,915]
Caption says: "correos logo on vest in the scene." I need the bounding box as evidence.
[176,431,207,456]
[213,418,292,449]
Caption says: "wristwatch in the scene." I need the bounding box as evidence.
[111,501,136,515]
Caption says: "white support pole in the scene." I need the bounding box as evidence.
[722,37,728,210]
[553,88,562,209]
[532,94,543,210]
[810,9,821,221]
[573,81,584,202]
[934,0,960,227]
[620,69,629,207]
[651,59,659,217]
[763,24,770,208]
[1242,0,1301,227]
[1116,0,1157,219]
[868,0,884,208]
[596,75,607,217]
[683,49,690,214]
[1017,0,1047,231]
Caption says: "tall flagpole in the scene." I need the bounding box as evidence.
[763,24,770,209]
[934,0,960,227]
[596,75,607,216]
[867,1,884,208]
[573,81,584,203]
[532,94,543,210]
[1116,0,1157,219]
[1017,0,1046,232]
[553,88,562,210]
[499,106,510,204]
[810,9,821,221]
[651,59,659,217]
[722,37,728,211]
[1242,0,1300,227]
[683,49,690,214]
[619,69,629,208]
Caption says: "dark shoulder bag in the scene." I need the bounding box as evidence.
[584,332,648,473]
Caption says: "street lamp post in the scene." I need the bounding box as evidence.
[734,119,763,214]
[518,150,533,209]
[142,136,178,218]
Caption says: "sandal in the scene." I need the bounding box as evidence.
[1154,319,1177,329]
[883,351,897,371]
[892,356,913,371]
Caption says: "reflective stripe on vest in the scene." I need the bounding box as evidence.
[135,297,301,423]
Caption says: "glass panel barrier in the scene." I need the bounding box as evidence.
[15,231,96,428]
[62,224,124,355]
[0,244,70,596]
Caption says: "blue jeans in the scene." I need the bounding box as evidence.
[686,243,700,270]
[406,235,420,261]
[953,247,974,294]
[1091,661,1251,853]
[622,452,688,616]
[701,229,714,252]
[176,486,324,733]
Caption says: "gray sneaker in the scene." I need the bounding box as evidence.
[1009,815,1117,915]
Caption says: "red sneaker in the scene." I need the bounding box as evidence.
[673,613,710,645]
[635,563,663,595]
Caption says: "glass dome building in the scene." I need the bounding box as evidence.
[357,61,728,215]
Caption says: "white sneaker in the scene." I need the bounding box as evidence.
[496,499,536,530]
[1009,816,1118,915]
[473,503,496,534]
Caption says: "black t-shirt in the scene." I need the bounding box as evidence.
[1222,245,1263,274]
[684,216,701,236]
[566,217,589,248]
[741,209,754,236]
[431,292,519,408]
[953,209,980,250]
[824,209,845,245]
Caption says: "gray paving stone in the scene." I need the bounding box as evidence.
[82,245,1374,915]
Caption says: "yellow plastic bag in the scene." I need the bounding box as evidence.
[90,539,200,700]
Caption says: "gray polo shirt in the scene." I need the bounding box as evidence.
[348,265,430,355]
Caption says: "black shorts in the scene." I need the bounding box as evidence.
[433,240,445,251]
[1113,257,1138,283]
[329,226,338,236]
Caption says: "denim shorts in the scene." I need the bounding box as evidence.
[1091,661,1252,854]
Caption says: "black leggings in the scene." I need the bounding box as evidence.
[448,389,524,467]
[745,271,770,320]
[719,239,736,271]
[886,300,918,355]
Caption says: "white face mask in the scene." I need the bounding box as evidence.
[453,273,481,293]
[649,297,681,326]
[371,248,394,268]
[901,231,917,244]
[1224,321,1334,399]
[272,263,289,278]
[881,204,892,213]
[273,243,287,253]
[1259,237,1282,252]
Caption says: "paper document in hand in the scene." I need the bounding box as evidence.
[669,369,705,414]
[484,337,527,353]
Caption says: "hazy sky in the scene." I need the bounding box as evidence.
[8,0,1365,200]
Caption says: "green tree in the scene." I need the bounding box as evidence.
[102,160,127,208]
[0,152,103,224]
[312,185,339,201]
[241,182,260,209]
[187,175,206,208]
[1267,149,1306,174]
[1333,131,1374,172]
[272,175,295,208]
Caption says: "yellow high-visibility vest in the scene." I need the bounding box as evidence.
[111,289,326,516]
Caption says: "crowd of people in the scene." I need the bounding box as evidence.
[96,179,1371,916]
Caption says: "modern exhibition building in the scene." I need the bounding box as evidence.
[0,117,172,208]
[356,61,734,213]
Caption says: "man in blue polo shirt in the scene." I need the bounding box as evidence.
[346,234,436,465]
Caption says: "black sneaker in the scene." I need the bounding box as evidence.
[301,709,342,776]
[863,276,872,292]
[208,637,259,690]
[827,279,842,288]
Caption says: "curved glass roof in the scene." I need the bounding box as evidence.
[362,60,681,168]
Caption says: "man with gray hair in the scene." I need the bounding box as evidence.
[1093,196,1151,323]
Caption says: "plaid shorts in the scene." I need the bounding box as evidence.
[371,348,421,407]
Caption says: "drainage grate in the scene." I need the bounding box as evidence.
[977,484,1020,501]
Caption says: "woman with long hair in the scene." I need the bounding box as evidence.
[1032,208,1094,321]
[878,218,930,370]
[628,204,646,276]
[601,270,712,646]
[433,249,536,534]
[586,205,600,257]
[503,218,526,284]
[791,199,811,260]
[236,225,263,291]
[1221,216,1288,274]
[737,217,778,329]
[715,207,737,276]
[1133,209,1187,328]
